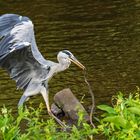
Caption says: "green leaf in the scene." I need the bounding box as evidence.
[102,116,127,128]
[136,129,140,138]
[127,107,140,116]
[97,105,116,114]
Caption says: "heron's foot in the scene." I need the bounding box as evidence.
[48,110,67,129]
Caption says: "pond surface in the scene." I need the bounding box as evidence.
[0,0,140,112]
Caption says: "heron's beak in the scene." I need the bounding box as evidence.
[68,57,85,70]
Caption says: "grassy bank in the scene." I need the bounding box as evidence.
[0,89,140,140]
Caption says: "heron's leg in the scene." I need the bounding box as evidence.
[40,86,67,129]
[18,95,28,107]
[18,83,41,107]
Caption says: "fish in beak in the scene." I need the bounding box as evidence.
[68,57,85,70]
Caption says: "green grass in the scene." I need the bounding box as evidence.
[0,88,140,140]
[0,104,97,140]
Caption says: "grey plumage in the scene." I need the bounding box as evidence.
[0,14,51,90]
[0,14,85,127]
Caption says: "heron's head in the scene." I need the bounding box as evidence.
[57,50,85,70]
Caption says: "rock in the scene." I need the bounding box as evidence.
[52,88,90,122]
[51,103,65,118]
[51,103,62,116]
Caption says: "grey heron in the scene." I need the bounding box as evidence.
[0,14,85,127]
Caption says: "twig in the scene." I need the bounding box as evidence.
[83,70,95,128]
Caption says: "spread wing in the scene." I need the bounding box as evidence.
[0,14,52,90]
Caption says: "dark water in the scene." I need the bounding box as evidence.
[0,0,140,112]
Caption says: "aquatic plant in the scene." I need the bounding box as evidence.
[97,88,140,140]
[0,104,96,140]
[0,89,140,140]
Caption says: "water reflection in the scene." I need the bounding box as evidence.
[0,0,140,111]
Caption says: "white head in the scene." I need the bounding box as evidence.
[57,50,85,70]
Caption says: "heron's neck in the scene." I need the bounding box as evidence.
[55,62,70,73]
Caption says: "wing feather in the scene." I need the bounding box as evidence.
[0,14,50,90]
